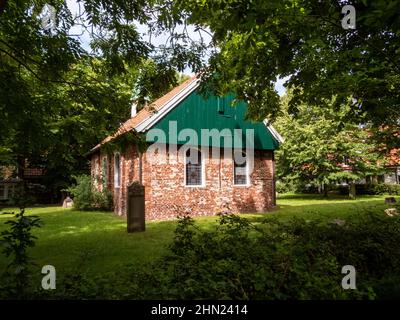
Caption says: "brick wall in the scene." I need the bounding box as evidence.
[91,144,275,220]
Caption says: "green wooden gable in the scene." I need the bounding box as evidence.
[147,90,280,150]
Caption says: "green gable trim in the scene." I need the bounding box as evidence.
[146,90,280,150]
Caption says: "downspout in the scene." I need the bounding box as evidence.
[272,151,276,207]
[138,151,143,185]
[219,148,222,189]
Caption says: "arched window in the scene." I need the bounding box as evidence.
[102,157,108,187]
[114,153,121,188]
[185,148,204,186]
[233,151,249,186]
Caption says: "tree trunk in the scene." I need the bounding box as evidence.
[349,182,356,200]
[323,183,328,198]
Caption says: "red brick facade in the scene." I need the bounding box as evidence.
[91,144,276,220]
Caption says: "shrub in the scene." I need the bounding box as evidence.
[276,180,319,194]
[67,175,93,210]
[21,211,400,299]
[128,213,400,300]
[92,189,113,211]
[0,208,42,299]
[356,183,400,196]
[67,175,113,211]
[372,183,400,195]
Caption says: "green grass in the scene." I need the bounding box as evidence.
[0,194,395,276]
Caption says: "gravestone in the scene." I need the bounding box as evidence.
[127,182,145,233]
[62,196,74,208]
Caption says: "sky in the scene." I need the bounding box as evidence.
[65,0,287,96]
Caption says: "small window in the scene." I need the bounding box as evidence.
[102,157,108,187]
[114,153,121,187]
[234,151,249,186]
[185,148,203,186]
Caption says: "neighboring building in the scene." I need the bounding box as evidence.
[0,165,46,204]
[381,148,400,184]
[89,76,283,220]
[347,148,400,185]
[0,166,17,203]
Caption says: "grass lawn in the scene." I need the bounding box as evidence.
[0,194,395,277]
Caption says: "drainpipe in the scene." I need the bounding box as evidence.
[219,148,222,189]
[272,151,276,207]
[138,152,143,185]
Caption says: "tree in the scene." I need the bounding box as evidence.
[168,0,400,132]
[0,1,188,199]
[0,55,184,200]
[274,93,386,198]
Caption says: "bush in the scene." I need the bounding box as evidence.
[18,212,400,299]
[276,180,297,194]
[67,175,113,211]
[92,189,113,211]
[0,208,42,299]
[128,213,400,300]
[356,183,400,196]
[276,180,319,194]
[371,183,400,195]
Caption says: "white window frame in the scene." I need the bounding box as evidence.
[233,151,250,187]
[184,147,205,187]
[114,152,121,188]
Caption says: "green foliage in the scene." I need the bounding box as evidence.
[0,1,186,200]
[0,208,42,299]
[67,175,113,211]
[92,189,113,211]
[276,180,318,194]
[68,175,93,211]
[358,183,400,196]
[134,213,399,300]
[275,94,386,195]
[7,183,37,209]
[0,197,397,299]
[170,0,400,130]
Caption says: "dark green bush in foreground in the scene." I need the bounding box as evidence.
[126,213,399,300]
[2,210,400,300]
[36,211,400,300]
